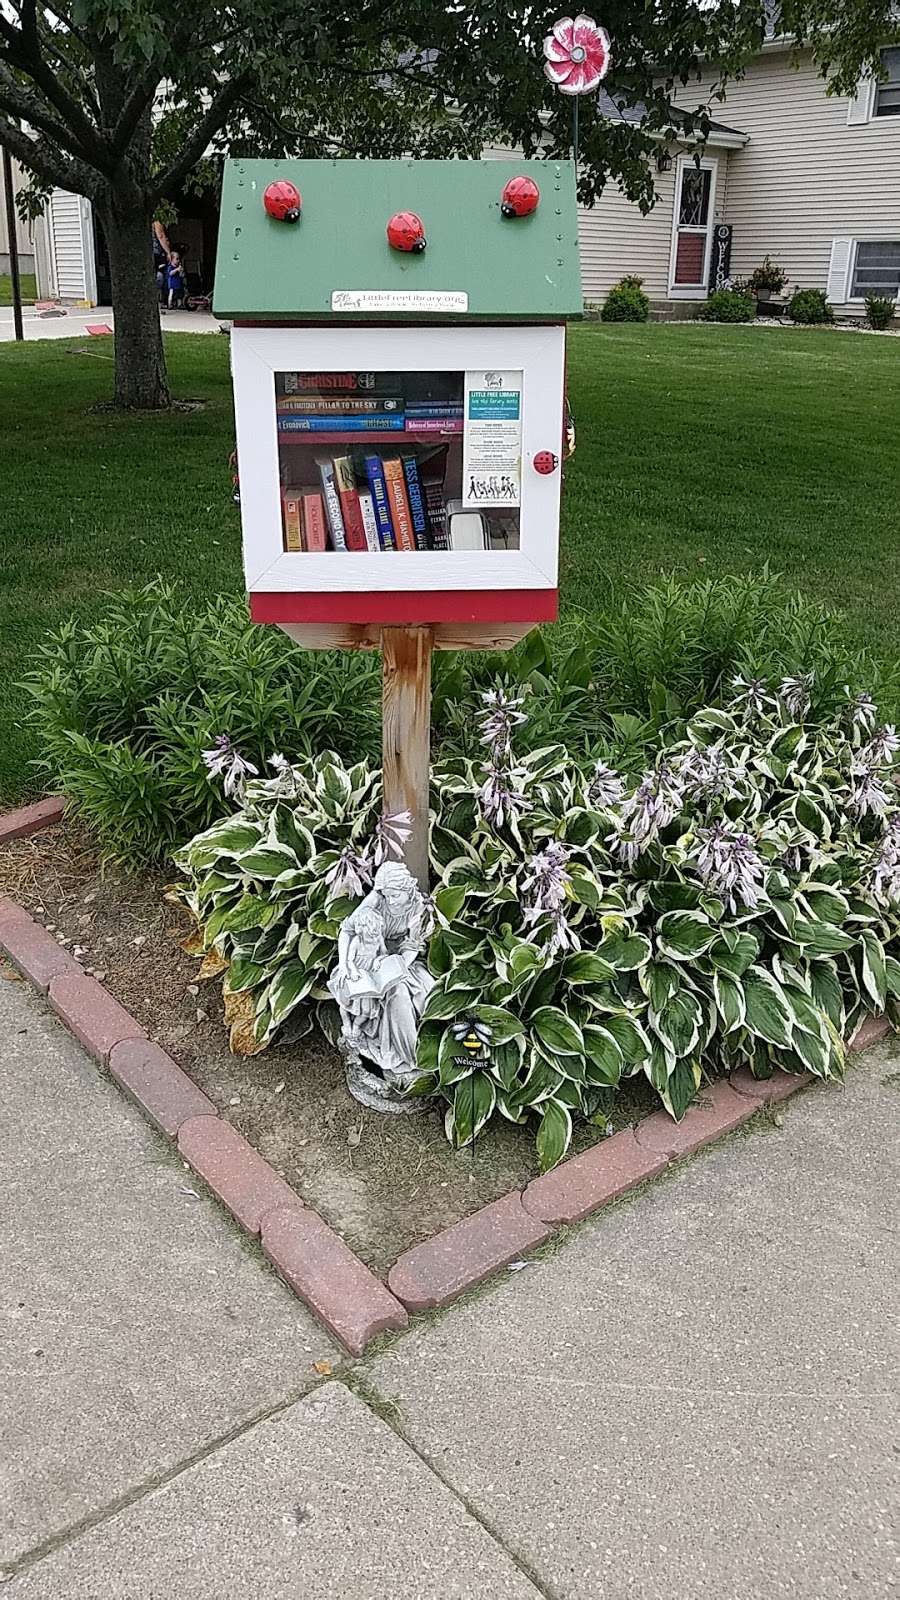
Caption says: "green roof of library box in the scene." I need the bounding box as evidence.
[214,158,582,322]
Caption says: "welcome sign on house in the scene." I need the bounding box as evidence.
[214,157,582,885]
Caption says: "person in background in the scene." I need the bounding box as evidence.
[152,218,171,305]
[166,251,187,310]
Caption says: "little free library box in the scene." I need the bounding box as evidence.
[215,157,582,654]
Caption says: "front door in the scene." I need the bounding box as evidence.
[669,158,717,297]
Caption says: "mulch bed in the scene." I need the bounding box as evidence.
[0,821,654,1276]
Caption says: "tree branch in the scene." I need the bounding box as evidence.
[0,112,100,198]
[0,62,101,166]
[149,72,249,203]
[0,10,113,176]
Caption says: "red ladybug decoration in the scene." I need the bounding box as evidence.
[501,176,540,219]
[533,450,559,475]
[387,211,427,253]
[263,180,301,224]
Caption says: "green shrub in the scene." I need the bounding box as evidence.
[865,295,896,331]
[698,289,755,323]
[600,275,650,323]
[789,288,834,325]
[26,573,897,864]
[176,681,900,1168]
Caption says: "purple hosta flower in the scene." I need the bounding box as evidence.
[778,843,804,874]
[588,759,625,809]
[681,741,746,803]
[201,734,258,799]
[848,691,878,733]
[849,770,891,820]
[779,673,814,721]
[606,826,641,870]
[862,724,900,765]
[615,759,686,857]
[870,815,900,904]
[324,846,373,902]
[691,820,766,912]
[476,762,531,828]
[521,840,579,953]
[731,674,772,720]
[478,689,528,752]
[372,809,413,866]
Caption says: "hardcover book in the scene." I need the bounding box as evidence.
[315,459,348,551]
[332,455,369,552]
[363,455,397,551]
[382,457,416,552]
[282,488,304,552]
[401,455,429,552]
[423,480,450,551]
[280,414,404,432]
[277,396,402,415]
[300,491,328,551]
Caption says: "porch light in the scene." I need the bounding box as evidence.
[655,148,673,174]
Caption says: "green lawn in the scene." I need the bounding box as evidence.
[0,272,37,304]
[2,323,899,803]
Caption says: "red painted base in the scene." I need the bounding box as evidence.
[249,589,558,625]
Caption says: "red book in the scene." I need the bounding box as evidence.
[301,491,328,552]
[332,455,368,552]
[382,457,416,552]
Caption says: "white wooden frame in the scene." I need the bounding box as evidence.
[667,156,718,300]
[231,324,565,593]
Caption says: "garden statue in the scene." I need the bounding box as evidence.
[328,861,435,1112]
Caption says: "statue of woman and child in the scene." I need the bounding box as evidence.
[327,862,435,1112]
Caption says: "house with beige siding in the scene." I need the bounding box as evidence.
[579,40,900,317]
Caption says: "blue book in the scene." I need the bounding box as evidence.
[278,414,405,432]
[363,455,397,550]
[401,455,429,552]
[405,403,464,417]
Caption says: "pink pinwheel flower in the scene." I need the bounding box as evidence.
[543,14,611,95]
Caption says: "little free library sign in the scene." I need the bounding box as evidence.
[214,157,582,883]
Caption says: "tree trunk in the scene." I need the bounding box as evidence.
[101,198,170,410]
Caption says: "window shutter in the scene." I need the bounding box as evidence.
[826,239,854,303]
[846,75,874,124]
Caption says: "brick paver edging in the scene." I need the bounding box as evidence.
[0,876,892,1350]
[0,796,65,844]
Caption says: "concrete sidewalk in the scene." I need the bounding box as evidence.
[3,972,898,1597]
[0,304,219,340]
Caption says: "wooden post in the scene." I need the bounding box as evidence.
[381,625,433,890]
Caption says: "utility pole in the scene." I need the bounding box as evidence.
[2,145,24,341]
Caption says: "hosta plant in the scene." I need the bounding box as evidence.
[175,679,900,1171]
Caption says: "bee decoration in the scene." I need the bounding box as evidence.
[450,1017,493,1059]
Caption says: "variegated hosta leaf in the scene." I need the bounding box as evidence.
[650,989,703,1058]
[742,967,794,1048]
[656,910,717,962]
[536,1098,573,1172]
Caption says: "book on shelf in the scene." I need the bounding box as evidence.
[423,480,450,551]
[401,455,429,552]
[332,455,369,552]
[282,488,304,552]
[363,455,397,551]
[301,491,328,551]
[282,371,378,395]
[357,490,381,553]
[405,403,463,418]
[316,459,348,551]
[277,396,402,415]
[404,417,463,434]
[382,458,416,552]
[280,414,404,433]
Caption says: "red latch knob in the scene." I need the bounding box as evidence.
[533,450,559,475]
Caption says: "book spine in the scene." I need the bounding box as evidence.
[279,414,405,432]
[332,455,368,552]
[358,491,381,554]
[301,492,327,552]
[363,455,397,551]
[423,481,450,551]
[401,455,429,553]
[277,397,402,415]
[316,459,348,551]
[282,489,304,552]
[405,404,464,418]
[382,458,416,552]
[404,417,464,434]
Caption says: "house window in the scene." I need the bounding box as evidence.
[875,47,900,116]
[851,241,900,297]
